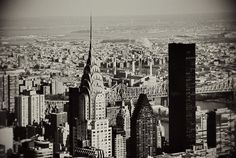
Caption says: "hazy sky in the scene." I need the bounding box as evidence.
[0,0,234,18]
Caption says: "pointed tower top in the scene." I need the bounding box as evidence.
[90,14,92,48]
[87,14,92,65]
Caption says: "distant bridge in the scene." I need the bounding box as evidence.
[106,78,234,102]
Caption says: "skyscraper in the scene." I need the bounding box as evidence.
[0,72,19,112]
[112,128,126,158]
[207,111,216,148]
[168,43,196,153]
[69,16,112,157]
[15,91,45,126]
[0,74,8,110]
[15,95,29,127]
[7,74,19,112]
[28,91,45,125]
[49,112,68,153]
[68,87,79,154]
[130,94,157,158]
[50,112,68,130]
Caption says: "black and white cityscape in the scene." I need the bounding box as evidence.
[0,0,235,158]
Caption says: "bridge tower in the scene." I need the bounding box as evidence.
[139,55,142,75]
[113,55,117,75]
[132,55,135,75]
[149,57,153,76]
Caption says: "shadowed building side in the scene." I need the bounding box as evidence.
[207,110,217,148]
[68,87,79,155]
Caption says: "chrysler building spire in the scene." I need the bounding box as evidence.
[87,14,92,65]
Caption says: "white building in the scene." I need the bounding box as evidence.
[16,91,45,126]
[28,91,45,124]
[114,131,126,158]
[88,119,112,157]
[51,79,65,95]
[0,127,13,154]
[87,92,112,157]
[15,95,29,127]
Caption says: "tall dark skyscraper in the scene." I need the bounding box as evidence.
[207,111,217,148]
[130,94,157,158]
[168,43,196,153]
[68,87,80,154]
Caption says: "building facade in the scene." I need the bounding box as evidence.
[28,91,45,125]
[116,100,131,139]
[15,95,29,127]
[130,94,157,158]
[207,111,217,148]
[0,127,13,154]
[168,43,196,153]
[113,129,126,158]
[195,107,208,145]
[51,79,65,95]
[0,73,19,112]
[106,106,120,127]
[15,91,45,126]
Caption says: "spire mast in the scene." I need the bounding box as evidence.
[87,13,92,65]
[90,13,92,52]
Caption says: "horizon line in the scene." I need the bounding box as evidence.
[0,11,234,19]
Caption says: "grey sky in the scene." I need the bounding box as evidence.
[1,0,234,18]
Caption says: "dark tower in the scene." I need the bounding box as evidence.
[68,87,79,155]
[207,111,216,148]
[130,94,157,158]
[168,43,196,153]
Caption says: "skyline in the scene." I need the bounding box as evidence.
[0,0,235,158]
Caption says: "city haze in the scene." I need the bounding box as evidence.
[0,0,235,18]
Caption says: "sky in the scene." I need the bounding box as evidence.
[0,0,235,18]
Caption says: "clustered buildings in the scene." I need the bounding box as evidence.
[0,19,236,158]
